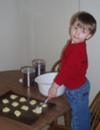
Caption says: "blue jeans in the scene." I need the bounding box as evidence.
[65,80,91,130]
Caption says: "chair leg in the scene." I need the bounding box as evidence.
[64,111,71,128]
[48,111,71,130]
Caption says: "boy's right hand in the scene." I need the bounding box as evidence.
[48,82,59,99]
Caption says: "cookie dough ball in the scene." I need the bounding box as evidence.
[32,106,42,114]
[2,98,9,104]
[19,97,26,102]
[10,94,18,100]
[14,110,21,117]
[21,105,29,111]
[12,101,19,107]
[29,99,37,105]
[40,102,48,108]
[2,107,10,113]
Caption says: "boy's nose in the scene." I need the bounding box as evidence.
[75,30,80,36]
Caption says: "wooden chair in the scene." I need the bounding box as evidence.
[95,122,100,130]
[51,60,60,72]
[90,91,100,130]
[48,60,100,130]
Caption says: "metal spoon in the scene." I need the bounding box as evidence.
[43,98,49,104]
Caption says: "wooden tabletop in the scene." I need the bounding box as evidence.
[0,70,70,130]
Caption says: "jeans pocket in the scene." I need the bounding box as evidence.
[66,90,78,103]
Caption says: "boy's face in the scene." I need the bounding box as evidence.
[70,20,92,43]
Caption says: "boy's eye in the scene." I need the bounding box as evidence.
[75,27,77,29]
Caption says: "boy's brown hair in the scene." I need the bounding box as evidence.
[70,11,97,36]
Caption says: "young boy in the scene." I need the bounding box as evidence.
[48,11,97,130]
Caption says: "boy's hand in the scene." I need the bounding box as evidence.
[48,82,59,99]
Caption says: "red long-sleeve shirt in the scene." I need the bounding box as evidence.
[54,41,88,89]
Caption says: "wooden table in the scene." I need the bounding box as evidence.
[0,70,70,130]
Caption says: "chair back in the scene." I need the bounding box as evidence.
[51,60,60,72]
[90,91,100,130]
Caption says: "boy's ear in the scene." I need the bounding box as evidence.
[86,34,92,40]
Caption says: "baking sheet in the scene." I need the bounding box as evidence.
[0,91,55,125]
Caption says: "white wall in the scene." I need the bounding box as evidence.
[0,0,79,70]
[0,0,22,70]
[0,0,36,70]
[80,0,100,102]
[28,0,79,70]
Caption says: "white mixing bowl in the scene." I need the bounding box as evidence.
[35,72,65,96]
